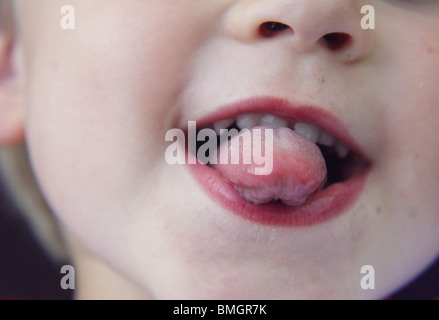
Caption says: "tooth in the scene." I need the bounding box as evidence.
[293,122,321,143]
[236,114,261,129]
[259,114,288,128]
[335,141,349,158]
[318,131,335,147]
[213,118,235,135]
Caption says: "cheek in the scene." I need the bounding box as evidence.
[374,13,439,200]
[381,52,439,198]
[359,13,439,283]
[21,1,230,298]
[23,4,198,245]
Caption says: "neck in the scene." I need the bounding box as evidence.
[65,234,151,300]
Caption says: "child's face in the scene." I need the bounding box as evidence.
[14,0,439,298]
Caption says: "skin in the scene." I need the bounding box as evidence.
[0,0,438,299]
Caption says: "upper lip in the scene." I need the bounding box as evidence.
[180,95,369,161]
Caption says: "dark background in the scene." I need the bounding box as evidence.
[0,181,72,300]
[0,179,437,300]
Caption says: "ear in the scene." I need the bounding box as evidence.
[0,31,24,146]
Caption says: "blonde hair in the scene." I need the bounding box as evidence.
[0,0,67,260]
[0,0,13,36]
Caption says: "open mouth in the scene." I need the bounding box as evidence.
[199,113,365,189]
[184,97,371,227]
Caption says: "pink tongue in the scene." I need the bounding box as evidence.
[214,127,327,206]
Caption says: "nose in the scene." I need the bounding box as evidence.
[222,0,372,62]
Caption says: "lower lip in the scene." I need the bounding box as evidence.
[188,160,368,227]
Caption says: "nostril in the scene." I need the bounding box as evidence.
[259,21,292,38]
[322,32,352,51]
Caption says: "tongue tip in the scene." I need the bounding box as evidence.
[215,126,327,206]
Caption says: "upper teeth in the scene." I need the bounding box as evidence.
[260,114,288,128]
[236,114,261,129]
[294,122,320,144]
[335,141,349,158]
[318,131,335,147]
[210,114,350,159]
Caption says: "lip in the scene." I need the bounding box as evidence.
[184,96,370,227]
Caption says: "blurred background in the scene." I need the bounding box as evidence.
[0,180,72,300]
[0,177,437,300]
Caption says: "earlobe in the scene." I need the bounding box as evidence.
[0,33,24,146]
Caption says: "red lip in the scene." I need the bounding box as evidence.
[185,96,370,227]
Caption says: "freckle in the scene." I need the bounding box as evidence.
[424,42,437,55]
[409,210,417,218]
[427,46,437,54]
[377,206,381,214]
[313,74,325,86]
[312,72,324,84]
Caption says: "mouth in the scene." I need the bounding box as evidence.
[184,96,370,227]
